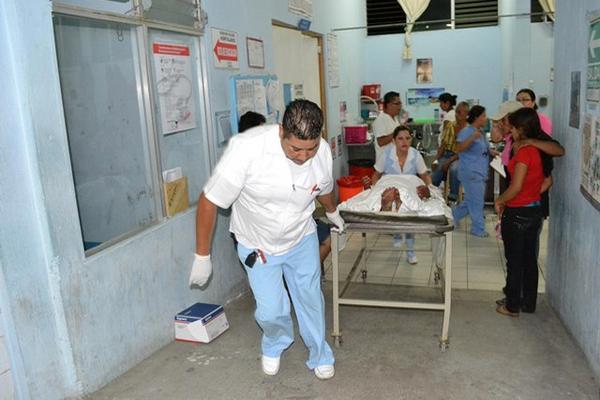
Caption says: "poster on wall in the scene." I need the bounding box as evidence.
[570,71,581,128]
[580,114,600,208]
[416,58,433,83]
[212,28,239,69]
[330,136,337,160]
[406,87,445,124]
[337,134,343,157]
[339,101,347,122]
[326,33,340,88]
[581,14,600,211]
[152,42,197,135]
[246,37,265,69]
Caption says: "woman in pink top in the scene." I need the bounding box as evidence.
[516,88,552,135]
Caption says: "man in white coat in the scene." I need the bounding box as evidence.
[189,100,344,380]
[372,91,402,159]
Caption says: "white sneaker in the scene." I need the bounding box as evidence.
[262,355,280,376]
[407,251,418,265]
[314,364,335,380]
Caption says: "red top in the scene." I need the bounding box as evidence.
[507,146,544,207]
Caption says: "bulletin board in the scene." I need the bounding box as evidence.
[581,12,600,211]
[229,74,284,133]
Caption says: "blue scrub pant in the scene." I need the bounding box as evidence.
[237,232,334,369]
[453,172,487,236]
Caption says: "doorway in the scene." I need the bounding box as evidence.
[271,21,327,138]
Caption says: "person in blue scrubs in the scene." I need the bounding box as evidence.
[370,125,431,264]
[452,105,491,237]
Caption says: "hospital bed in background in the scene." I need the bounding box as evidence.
[330,208,454,351]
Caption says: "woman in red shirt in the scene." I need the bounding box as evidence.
[494,108,554,317]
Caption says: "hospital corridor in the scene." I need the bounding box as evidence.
[2,0,600,399]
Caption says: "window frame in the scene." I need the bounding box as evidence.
[52,2,213,257]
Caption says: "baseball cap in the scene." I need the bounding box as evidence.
[491,101,522,121]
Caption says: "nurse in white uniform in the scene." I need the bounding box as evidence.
[189,100,344,380]
[371,125,431,264]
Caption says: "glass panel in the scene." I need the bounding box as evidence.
[144,0,197,28]
[148,29,210,204]
[54,15,158,251]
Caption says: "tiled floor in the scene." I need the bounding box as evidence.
[324,207,548,293]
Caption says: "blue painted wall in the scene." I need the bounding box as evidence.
[0,0,364,398]
[362,2,553,121]
[547,0,600,381]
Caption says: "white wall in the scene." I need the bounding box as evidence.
[547,0,600,381]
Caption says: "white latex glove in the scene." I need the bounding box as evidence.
[326,208,346,232]
[189,254,212,287]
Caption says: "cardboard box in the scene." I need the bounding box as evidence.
[175,303,229,343]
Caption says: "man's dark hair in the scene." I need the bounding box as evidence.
[238,111,266,132]
[282,99,323,140]
[438,92,457,106]
[467,105,486,124]
[383,91,400,106]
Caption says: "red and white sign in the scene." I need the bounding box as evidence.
[152,43,190,56]
[211,28,239,69]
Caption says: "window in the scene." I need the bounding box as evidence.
[455,0,498,29]
[366,0,450,36]
[53,12,209,254]
[530,0,546,23]
[366,0,498,36]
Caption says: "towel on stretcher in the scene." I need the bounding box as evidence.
[338,175,451,218]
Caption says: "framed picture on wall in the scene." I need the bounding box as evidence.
[416,58,433,83]
[246,37,265,69]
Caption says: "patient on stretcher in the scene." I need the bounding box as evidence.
[339,175,448,217]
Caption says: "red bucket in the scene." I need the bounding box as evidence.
[337,176,364,202]
[348,159,375,180]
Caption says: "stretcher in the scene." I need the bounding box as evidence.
[330,211,454,351]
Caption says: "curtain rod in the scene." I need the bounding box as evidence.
[332,11,553,32]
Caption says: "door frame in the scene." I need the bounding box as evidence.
[271,20,328,139]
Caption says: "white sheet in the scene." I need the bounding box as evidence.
[338,175,450,218]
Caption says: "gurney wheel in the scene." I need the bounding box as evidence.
[334,336,343,347]
[439,340,449,352]
[361,270,367,282]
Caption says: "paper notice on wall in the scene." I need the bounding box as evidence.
[288,0,312,18]
[266,79,284,123]
[153,43,197,135]
[235,79,268,122]
[326,33,339,88]
[580,114,600,209]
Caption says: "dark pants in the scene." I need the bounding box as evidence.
[501,206,543,313]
